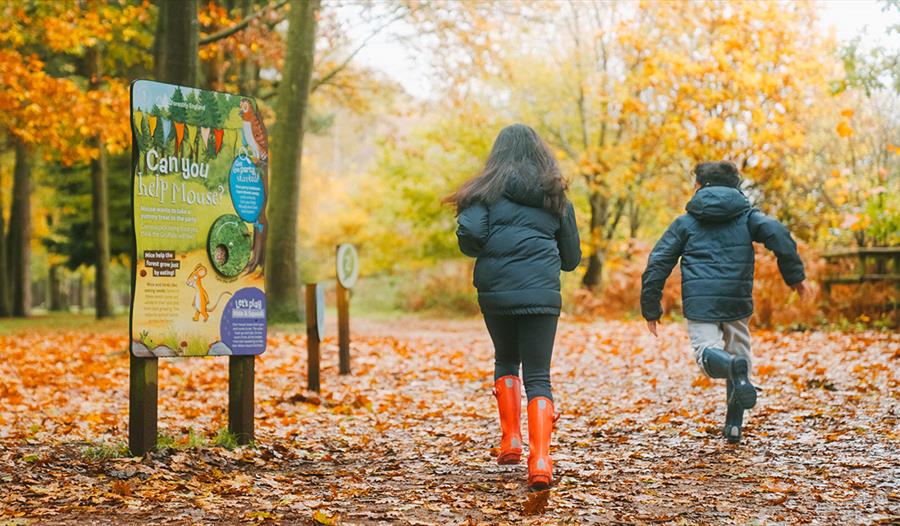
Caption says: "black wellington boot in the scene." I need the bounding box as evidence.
[723,380,744,443]
[701,348,756,410]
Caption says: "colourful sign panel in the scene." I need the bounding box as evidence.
[130,80,268,357]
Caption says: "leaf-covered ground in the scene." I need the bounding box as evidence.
[1,316,898,525]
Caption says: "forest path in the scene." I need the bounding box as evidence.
[1,317,897,524]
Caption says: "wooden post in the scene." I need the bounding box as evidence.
[228,355,255,444]
[305,283,320,392]
[337,282,351,375]
[129,355,158,456]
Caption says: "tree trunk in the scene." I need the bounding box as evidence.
[266,0,320,323]
[581,190,606,290]
[75,273,84,312]
[154,0,199,85]
[88,47,114,319]
[582,250,604,290]
[49,263,65,311]
[0,165,9,317]
[8,142,31,317]
[91,141,113,317]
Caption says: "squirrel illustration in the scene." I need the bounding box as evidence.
[186,263,232,322]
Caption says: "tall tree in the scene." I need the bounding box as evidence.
[8,142,31,317]
[87,47,113,318]
[492,0,828,290]
[266,0,320,322]
[1,1,150,317]
[155,0,199,86]
[0,160,9,317]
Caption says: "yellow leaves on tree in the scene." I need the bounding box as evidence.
[0,1,148,163]
[628,0,831,188]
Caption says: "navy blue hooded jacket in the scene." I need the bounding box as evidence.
[456,174,581,316]
[641,186,805,322]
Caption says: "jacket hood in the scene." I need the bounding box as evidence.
[686,186,750,223]
[503,164,545,209]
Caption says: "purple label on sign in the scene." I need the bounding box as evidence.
[220,287,267,355]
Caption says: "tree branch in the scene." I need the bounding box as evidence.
[605,195,627,240]
[199,0,290,46]
[310,7,408,93]
[542,121,577,160]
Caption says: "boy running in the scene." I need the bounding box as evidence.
[641,161,807,443]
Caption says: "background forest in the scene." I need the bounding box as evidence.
[1,3,898,522]
[1,0,898,328]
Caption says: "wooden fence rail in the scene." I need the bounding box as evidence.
[822,247,899,310]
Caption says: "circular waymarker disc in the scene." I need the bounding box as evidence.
[207,214,252,277]
[316,283,326,341]
[336,243,359,289]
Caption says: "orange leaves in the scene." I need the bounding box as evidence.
[0,2,146,163]
[199,1,233,28]
[523,489,550,515]
[836,120,854,138]
[197,1,286,90]
[110,480,133,497]
[1,317,898,522]
[691,374,713,389]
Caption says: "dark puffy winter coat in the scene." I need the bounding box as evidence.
[641,186,805,322]
[456,176,581,316]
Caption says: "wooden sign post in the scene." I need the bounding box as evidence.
[228,355,255,444]
[305,283,325,392]
[336,285,350,375]
[129,356,158,456]
[335,244,358,375]
[129,80,269,454]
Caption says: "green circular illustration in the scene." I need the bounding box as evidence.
[207,214,252,277]
[336,243,359,289]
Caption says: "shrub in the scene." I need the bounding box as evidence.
[751,242,823,329]
[568,239,681,321]
[402,260,480,316]
[569,240,896,329]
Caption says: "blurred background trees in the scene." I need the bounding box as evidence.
[0,0,896,326]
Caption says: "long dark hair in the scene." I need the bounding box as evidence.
[445,124,569,217]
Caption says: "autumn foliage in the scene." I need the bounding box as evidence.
[0,1,897,523]
[0,2,149,162]
[1,318,897,523]
[568,240,893,329]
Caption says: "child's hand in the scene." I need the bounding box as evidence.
[646,320,658,337]
[791,280,809,300]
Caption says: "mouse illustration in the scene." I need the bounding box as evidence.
[185,263,232,322]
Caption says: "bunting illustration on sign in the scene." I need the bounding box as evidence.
[130,79,269,358]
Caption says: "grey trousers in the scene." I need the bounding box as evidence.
[686,317,752,376]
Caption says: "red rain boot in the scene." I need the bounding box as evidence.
[527,397,554,490]
[493,376,523,465]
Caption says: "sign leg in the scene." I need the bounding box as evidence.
[337,283,351,375]
[129,355,158,456]
[306,284,321,392]
[228,355,255,445]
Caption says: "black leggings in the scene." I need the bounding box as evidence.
[484,314,559,402]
